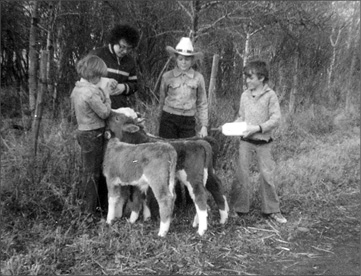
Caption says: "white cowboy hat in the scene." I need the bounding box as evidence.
[166,37,203,59]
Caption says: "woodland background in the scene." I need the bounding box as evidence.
[1,1,360,275]
[1,0,360,121]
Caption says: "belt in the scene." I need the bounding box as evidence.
[241,137,273,145]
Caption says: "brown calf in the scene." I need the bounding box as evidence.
[106,108,229,236]
[103,136,177,237]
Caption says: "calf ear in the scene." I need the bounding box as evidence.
[123,124,140,133]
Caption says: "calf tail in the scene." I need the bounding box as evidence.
[168,150,177,197]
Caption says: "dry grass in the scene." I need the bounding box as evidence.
[1,100,359,275]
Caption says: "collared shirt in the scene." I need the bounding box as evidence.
[71,79,111,131]
[159,67,208,127]
[236,84,281,141]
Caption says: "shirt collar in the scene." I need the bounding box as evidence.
[173,67,195,78]
[247,84,271,97]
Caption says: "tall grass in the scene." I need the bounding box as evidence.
[1,96,359,275]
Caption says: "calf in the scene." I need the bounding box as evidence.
[103,136,177,237]
[106,108,229,236]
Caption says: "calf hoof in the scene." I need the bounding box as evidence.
[219,210,229,224]
[129,211,140,224]
[143,207,151,222]
[157,230,168,237]
[198,227,207,236]
[158,220,170,237]
[219,196,230,224]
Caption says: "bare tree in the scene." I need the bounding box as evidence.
[28,0,39,115]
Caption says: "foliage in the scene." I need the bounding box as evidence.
[1,1,360,115]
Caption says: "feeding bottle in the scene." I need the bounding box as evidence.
[211,122,247,136]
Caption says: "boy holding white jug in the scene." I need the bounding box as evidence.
[229,60,287,224]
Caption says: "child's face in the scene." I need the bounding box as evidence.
[245,72,264,91]
[113,39,133,58]
[176,55,193,72]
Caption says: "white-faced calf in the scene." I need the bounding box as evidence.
[103,134,177,237]
[105,108,229,236]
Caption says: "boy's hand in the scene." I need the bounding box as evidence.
[242,124,261,138]
[107,78,118,90]
[109,84,126,95]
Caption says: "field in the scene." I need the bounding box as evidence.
[1,100,360,275]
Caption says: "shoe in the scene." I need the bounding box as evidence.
[268,213,287,224]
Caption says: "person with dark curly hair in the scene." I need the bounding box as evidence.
[90,24,140,109]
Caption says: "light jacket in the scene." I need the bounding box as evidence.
[159,67,208,127]
[236,84,281,141]
[71,79,111,131]
[89,45,138,109]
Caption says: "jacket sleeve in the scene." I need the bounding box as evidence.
[196,74,208,127]
[158,74,167,115]
[88,88,111,119]
[259,92,281,133]
[123,62,138,96]
[235,92,246,122]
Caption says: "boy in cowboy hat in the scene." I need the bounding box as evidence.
[158,37,208,138]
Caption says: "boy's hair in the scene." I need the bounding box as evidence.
[243,60,269,83]
[108,24,140,48]
[76,55,107,81]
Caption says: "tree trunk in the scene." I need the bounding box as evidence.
[32,50,48,156]
[28,0,39,115]
[243,30,250,68]
[46,4,57,117]
[345,1,359,113]
[208,54,219,116]
[345,53,356,113]
[327,27,342,90]
[288,52,299,114]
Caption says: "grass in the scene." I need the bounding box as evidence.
[1,99,360,275]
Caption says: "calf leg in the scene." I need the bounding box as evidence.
[150,182,175,237]
[178,170,208,236]
[106,183,127,224]
[129,186,151,222]
[128,186,143,223]
[107,194,127,223]
[206,172,229,224]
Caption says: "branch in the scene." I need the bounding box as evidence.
[200,1,222,10]
[197,14,228,34]
[329,27,342,47]
[177,1,192,19]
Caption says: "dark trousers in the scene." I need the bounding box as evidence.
[158,111,197,206]
[158,111,196,139]
[76,128,107,214]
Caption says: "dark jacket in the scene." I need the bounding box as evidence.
[90,45,138,109]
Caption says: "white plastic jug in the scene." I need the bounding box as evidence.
[211,122,247,136]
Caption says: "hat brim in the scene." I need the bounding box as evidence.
[166,46,203,59]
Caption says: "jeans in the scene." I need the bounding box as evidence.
[158,111,196,139]
[76,128,106,213]
[230,140,281,214]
